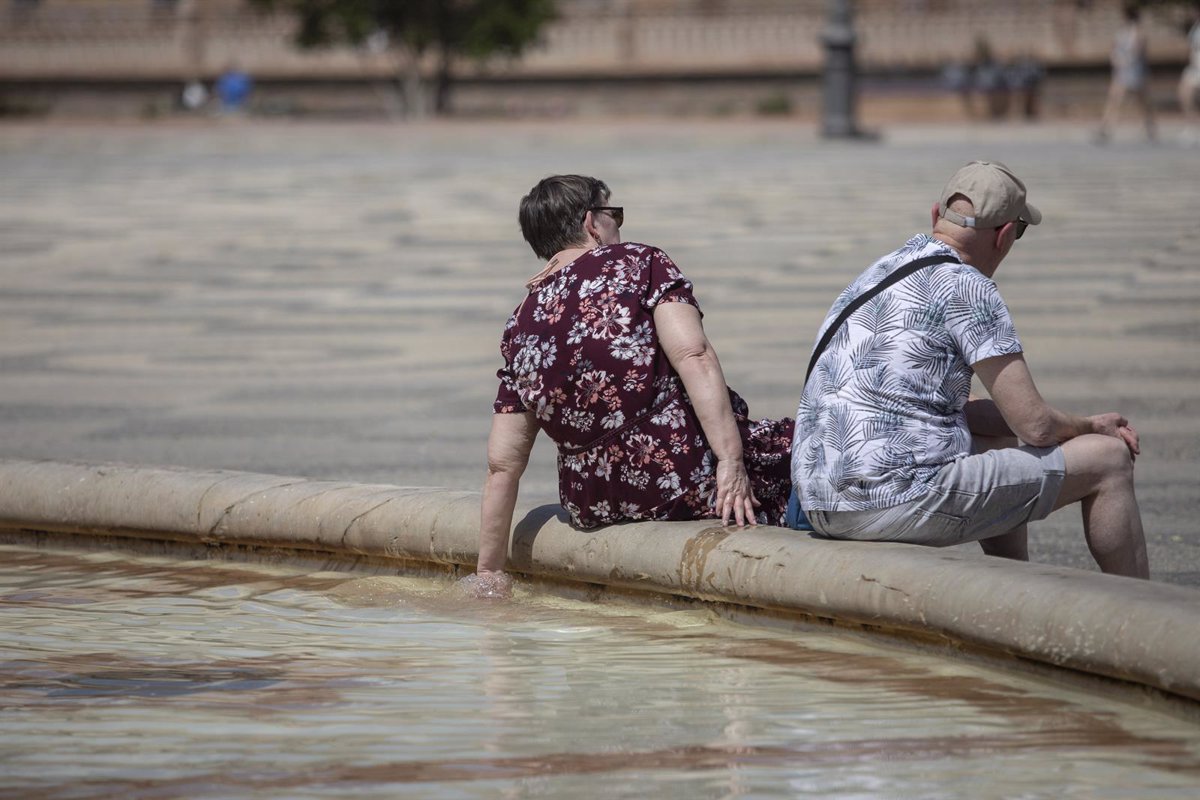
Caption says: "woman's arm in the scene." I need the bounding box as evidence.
[654,301,758,526]
[477,412,539,583]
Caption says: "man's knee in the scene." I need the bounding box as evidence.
[1068,434,1134,480]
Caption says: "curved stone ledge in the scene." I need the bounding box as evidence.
[1,458,1198,704]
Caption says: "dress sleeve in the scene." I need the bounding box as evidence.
[492,318,526,414]
[494,367,524,414]
[946,270,1023,366]
[642,247,702,315]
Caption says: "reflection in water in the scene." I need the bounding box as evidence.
[13,663,284,698]
[0,543,1198,799]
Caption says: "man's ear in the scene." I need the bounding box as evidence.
[995,221,1016,256]
[930,202,940,229]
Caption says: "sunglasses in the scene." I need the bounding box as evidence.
[587,206,624,228]
[1014,218,1029,240]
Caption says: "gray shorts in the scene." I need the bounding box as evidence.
[807,444,1066,547]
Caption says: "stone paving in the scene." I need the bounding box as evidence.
[1,119,1198,585]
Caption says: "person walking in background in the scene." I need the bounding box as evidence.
[1007,54,1046,121]
[1096,4,1157,143]
[971,37,1010,121]
[791,161,1148,579]
[215,62,253,114]
[1179,2,1200,145]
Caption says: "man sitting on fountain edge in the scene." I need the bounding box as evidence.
[789,160,1148,578]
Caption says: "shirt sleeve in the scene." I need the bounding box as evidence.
[641,247,702,315]
[946,270,1023,366]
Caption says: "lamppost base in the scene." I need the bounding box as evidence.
[820,125,881,142]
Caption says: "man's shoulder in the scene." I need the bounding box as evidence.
[878,234,955,269]
[849,235,957,290]
[938,260,1002,298]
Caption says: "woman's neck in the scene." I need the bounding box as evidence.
[525,246,592,289]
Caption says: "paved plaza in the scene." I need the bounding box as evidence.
[1,119,1198,584]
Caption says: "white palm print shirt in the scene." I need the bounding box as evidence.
[792,235,1023,512]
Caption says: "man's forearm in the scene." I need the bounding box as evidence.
[1047,410,1095,444]
[967,397,1096,446]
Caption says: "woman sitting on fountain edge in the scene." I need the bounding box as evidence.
[471,175,794,596]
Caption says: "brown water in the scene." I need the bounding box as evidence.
[1,542,1198,800]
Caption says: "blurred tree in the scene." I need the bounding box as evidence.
[251,0,557,117]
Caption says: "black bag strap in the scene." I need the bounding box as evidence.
[805,254,959,382]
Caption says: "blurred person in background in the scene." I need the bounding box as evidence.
[215,62,253,114]
[1096,4,1156,143]
[180,80,208,112]
[972,37,1010,120]
[1007,54,1045,121]
[469,175,794,597]
[1180,2,1200,145]
[940,60,976,119]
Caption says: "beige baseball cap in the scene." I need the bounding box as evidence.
[938,160,1042,230]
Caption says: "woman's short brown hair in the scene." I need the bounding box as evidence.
[519,175,610,260]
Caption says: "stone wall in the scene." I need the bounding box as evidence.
[1,0,1191,82]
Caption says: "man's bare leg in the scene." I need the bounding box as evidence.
[1096,84,1126,141]
[979,525,1028,560]
[1135,86,1157,140]
[1180,76,1200,143]
[1053,434,1149,578]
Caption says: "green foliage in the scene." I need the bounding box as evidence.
[251,0,556,114]
[459,0,557,59]
[251,0,556,59]
[755,92,792,117]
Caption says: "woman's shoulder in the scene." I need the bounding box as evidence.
[573,242,677,279]
[588,241,668,261]
[607,242,686,276]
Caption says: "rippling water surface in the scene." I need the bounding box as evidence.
[1,542,1198,799]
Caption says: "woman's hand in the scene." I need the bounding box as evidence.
[714,458,760,527]
[459,570,514,599]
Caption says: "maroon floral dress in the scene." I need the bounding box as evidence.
[494,242,794,529]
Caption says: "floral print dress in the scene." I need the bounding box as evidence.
[494,242,794,529]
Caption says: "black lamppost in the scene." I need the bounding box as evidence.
[821,0,866,139]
